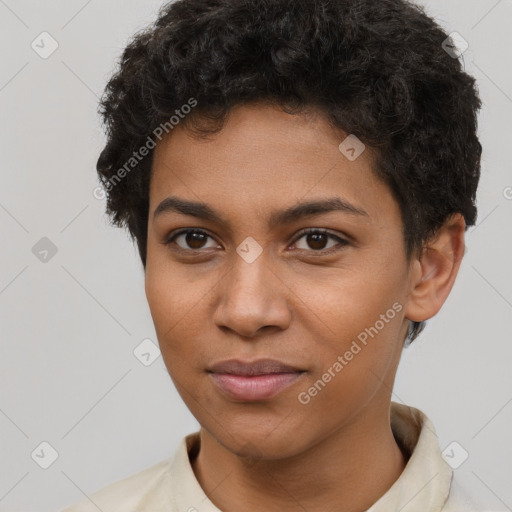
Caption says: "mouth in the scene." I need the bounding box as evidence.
[207,359,306,401]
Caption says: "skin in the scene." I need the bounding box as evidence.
[145,101,466,512]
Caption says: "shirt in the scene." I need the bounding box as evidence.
[61,402,478,511]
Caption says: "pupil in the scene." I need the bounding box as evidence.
[187,232,206,249]
[308,233,327,250]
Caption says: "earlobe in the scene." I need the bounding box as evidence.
[404,213,466,323]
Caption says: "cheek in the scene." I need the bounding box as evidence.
[145,247,210,331]
[295,309,404,430]
[298,269,406,397]
[321,298,403,381]
[302,262,405,344]
[145,264,204,360]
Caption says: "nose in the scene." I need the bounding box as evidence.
[212,251,292,339]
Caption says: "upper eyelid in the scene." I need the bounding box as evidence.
[291,228,348,243]
[165,228,218,245]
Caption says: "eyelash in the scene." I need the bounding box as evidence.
[163,228,350,255]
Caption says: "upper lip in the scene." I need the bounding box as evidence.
[207,359,304,376]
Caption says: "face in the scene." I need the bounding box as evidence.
[145,102,415,459]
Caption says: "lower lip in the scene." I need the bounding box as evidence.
[209,372,305,401]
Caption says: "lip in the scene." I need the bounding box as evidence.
[208,358,303,376]
[207,359,306,401]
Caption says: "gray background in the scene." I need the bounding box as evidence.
[0,1,511,510]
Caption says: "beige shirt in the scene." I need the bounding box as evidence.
[61,402,478,511]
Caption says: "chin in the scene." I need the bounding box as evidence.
[208,422,310,461]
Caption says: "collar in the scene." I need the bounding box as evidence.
[165,402,453,512]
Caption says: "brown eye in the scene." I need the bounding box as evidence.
[165,229,218,250]
[293,229,349,253]
[182,231,208,249]
[304,232,329,250]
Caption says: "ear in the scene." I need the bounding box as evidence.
[404,213,466,322]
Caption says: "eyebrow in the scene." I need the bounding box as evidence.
[153,195,369,229]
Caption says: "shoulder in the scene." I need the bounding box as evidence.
[60,458,173,512]
[442,476,481,512]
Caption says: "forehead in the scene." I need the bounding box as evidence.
[149,103,398,226]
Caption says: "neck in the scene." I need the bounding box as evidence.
[191,404,407,512]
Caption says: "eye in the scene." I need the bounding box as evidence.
[163,228,350,254]
[291,228,349,254]
[164,229,219,251]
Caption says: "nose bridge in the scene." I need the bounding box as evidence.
[225,247,274,306]
[214,247,290,336]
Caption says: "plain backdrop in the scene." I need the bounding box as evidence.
[0,0,511,510]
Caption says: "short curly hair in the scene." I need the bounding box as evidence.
[96,0,482,345]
